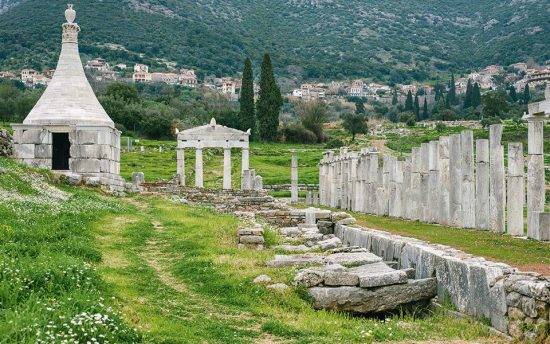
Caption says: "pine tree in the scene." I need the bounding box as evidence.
[422,97,428,120]
[414,93,420,119]
[405,90,414,111]
[509,86,518,103]
[239,58,256,136]
[256,54,283,142]
[464,79,473,109]
[523,84,530,104]
[392,89,398,105]
[472,83,481,108]
[446,74,458,108]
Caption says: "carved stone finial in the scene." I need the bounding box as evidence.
[65,4,76,24]
[210,118,216,127]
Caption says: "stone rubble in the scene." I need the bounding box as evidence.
[237,224,265,250]
[0,129,13,157]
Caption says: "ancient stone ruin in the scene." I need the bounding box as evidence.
[11,5,124,191]
[319,119,549,241]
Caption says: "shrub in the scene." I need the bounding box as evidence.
[279,122,317,144]
[325,138,345,149]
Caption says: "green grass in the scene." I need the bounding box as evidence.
[0,121,12,132]
[93,196,497,343]
[349,212,550,268]
[120,139,324,187]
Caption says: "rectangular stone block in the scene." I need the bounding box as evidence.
[507,176,525,236]
[77,131,99,145]
[13,144,35,159]
[438,136,450,225]
[21,129,45,144]
[461,131,475,228]
[34,144,52,159]
[70,158,101,173]
[449,134,462,227]
[475,161,490,231]
[539,213,550,241]
[527,155,545,239]
[527,121,544,155]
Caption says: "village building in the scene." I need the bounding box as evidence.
[85,57,110,72]
[179,69,197,87]
[151,72,179,85]
[349,80,367,97]
[20,68,37,84]
[133,71,152,83]
[115,63,127,70]
[11,5,123,191]
[0,71,16,79]
[31,73,51,87]
[134,63,149,73]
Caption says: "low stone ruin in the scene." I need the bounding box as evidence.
[237,224,265,250]
[0,129,13,157]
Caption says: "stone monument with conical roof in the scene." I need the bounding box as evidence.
[12,4,123,190]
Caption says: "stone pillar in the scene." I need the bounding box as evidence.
[306,191,313,205]
[195,148,203,188]
[241,148,249,173]
[410,148,421,221]
[527,120,545,239]
[131,172,144,186]
[461,131,475,228]
[401,157,412,220]
[223,148,232,190]
[291,155,298,203]
[428,141,440,223]
[475,139,490,231]
[241,169,251,190]
[532,212,550,241]
[253,175,263,191]
[369,153,379,215]
[507,143,525,236]
[419,143,430,222]
[313,191,319,206]
[438,136,451,225]
[176,148,185,186]
[389,157,403,218]
[489,124,505,233]
[349,154,358,210]
[449,134,462,227]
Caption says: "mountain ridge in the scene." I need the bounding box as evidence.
[0,0,548,83]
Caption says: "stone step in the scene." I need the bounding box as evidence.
[267,251,382,268]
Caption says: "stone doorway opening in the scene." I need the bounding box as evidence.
[52,132,70,170]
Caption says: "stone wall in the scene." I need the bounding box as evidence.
[319,124,550,241]
[263,183,319,192]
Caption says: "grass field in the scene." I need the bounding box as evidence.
[0,157,502,343]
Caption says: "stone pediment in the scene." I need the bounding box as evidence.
[177,118,250,149]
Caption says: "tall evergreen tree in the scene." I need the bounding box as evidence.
[509,86,518,103]
[256,54,283,142]
[523,84,530,104]
[422,98,428,120]
[405,90,414,111]
[239,58,256,135]
[472,83,481,108]
[464,79,473,109]
[355,99,365,114]
[392,89,398,105]
[446,74,457,108]
[414,93,420,119]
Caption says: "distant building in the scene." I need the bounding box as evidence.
[0,71,16,79]
[85,57,110,72]
[151,72,179,85]
[21,68,37,83]
[179,69,197,88]
[31,73,51,87]
[133,71,151,83]
[134,64,149,73]
[115,63,127,70]
[510,62,528,72]
[349,80,367,97]
[483,65,503,75]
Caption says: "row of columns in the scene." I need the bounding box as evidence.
[176,147,249,189]
[319,124,548,240]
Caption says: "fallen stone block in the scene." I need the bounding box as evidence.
[308,278,437,313]
[324,252,382,267]
[267,254,324,267]
[239,235,265,245]
[273,245,314,253]
[253,275,271,284]
[349,262,408,288]
[318,237,342,251]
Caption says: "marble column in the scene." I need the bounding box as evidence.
[368,153,379,214]
[449,134,463,227]
[291,155,298,203]
[176,148,185,186]
[410,147,421,221]
[438,136,451,225]
[389,158,403,218]
[401,158,412,220]
[527,120,545,239]
[507,142,525,236]
[475,139,490,231]
[461,131,475,228]
[241,148,249,172]
[419,143,430,222]
[349,155,358,210]
[428,141,440,223]
[195,148,203,188]
[489,124,505,233]
[223,148,232,190]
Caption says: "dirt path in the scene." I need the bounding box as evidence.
[370,139,393,154]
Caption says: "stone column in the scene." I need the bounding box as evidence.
[389,158,403,218]
[507,143,525,236]
[368,153,379,215]
[402,157,412,220]
[195,148,203,188]
[527,120,545,239]
[489,124,505,233]
[428,141,439,223]
[349,154,358,210]
[449,134,463,227]
[438,136,451,225]
[291,155,298,203]
[419,143,430,222]
[223,148,232,190]
[410,147,421,221]
[475,139,490,231]
[176,148,185,186]
[241,148,249,173]
[461,131,475,228]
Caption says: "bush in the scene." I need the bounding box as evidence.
[480,116,502,128]
[435,122,447,132]
[279,122,317,144]
[399,112,416,127]
[325,138,344,149]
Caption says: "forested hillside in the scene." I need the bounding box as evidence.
[0,0,548,82]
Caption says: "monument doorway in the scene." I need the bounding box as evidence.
[52,133,70,170]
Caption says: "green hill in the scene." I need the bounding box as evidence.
[0,0,548,82]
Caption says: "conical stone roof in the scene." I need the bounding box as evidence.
[23,4,114,127]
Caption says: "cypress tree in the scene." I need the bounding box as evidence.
[239,58,256,135]
[355,99,365,114]
[472,83,481,108]
[414,93,420,119]
[392,89,398,105]
[523,84,530,104]
[256,53,283,142]
[405,90,414,111]
[464,79,473,109]
[422,97,428,120]
[509,86,518,103]
[447,74,457,107]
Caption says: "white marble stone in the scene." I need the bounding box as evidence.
[461,131,475,228]
[489,125,505,233]
[475,139,490,231]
